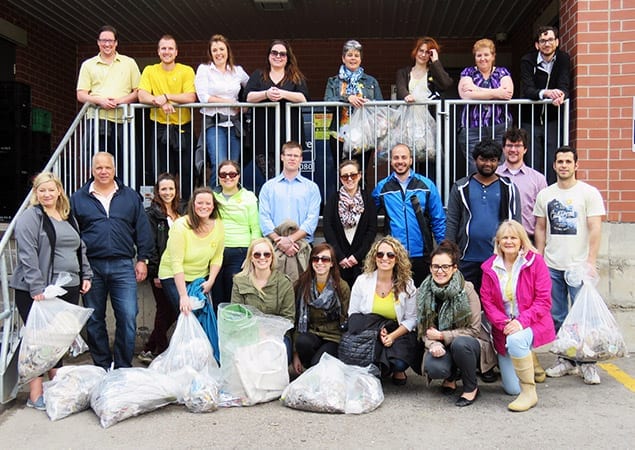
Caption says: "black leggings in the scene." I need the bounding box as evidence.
[15,286,81,370]
[424,335,481,393]
[295,332,339,368]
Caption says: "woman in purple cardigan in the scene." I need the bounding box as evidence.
[480,220,555,412]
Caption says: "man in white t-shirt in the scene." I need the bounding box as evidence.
[534,145,605,384]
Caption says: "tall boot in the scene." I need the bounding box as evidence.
[532,351,546,383]
[508,354,537,412]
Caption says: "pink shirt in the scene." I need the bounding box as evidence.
[497,163,547,236]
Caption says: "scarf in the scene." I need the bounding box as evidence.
[337,186,365,229]
[297,277,342,334]
[338,64,365,96]
[416,271,471,340]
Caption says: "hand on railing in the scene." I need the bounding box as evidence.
[544,89,566,106]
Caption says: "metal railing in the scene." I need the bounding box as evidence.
[0,97,568,403]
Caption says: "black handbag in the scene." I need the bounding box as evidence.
[338,329,378,367]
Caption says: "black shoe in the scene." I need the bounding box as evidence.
[479,368,497,383]
[441,379,457,395]
[455,389,479,407]
[392,372,407,386]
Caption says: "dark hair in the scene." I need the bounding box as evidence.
[264,40,306,86]
[429,240,460,266]
[502,127,528,149]
[207,34,235,70]
[295,243,345,305]
[218,159,241,176]
[472,138,502,160]
[152,173,181,216]
[410,36,441,63]
[282,140,302,155]
[536,26,559,42]
[186,187,218,230]
[554,145,578,163]
[158,34,177,49]
[339,159,360,172]
[97,25,118,41]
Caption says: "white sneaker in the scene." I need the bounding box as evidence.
[580,364,601,385]
[545,358,579,377]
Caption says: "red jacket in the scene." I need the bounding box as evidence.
[480,251,556,356]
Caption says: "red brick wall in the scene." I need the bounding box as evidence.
[560,0,635,222]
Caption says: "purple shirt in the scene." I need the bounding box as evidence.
[497,162,547,236]
[460,66,513,128]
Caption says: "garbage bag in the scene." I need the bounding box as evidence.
[187,279,220,364]
[281,353,384,414]
[551,268,627,362]
[43,365,106,421]
[183,372,220,413]
[90,368,179,428]
[341,106,395,155]
[18,293,93,384]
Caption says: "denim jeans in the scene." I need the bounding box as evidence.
[211,247,247,312]
[83,258,138,369]
[549,267,581,332]
[498,327,534,395]
[159,277,181,314]
[206,125,240,188]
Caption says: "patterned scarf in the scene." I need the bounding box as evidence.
[338,64,365,96]
[297,277,342,334]
[337,186,365,229]
[416,271,471,340]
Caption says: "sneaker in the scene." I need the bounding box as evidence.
[137,351,155,364]
[545,358,579,377]
[580,364,601,385]
[26,396,46,411]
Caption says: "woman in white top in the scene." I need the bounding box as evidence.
[195,34,249,187]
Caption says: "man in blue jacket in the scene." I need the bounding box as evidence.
[71,152,155,369]
[372,143,446,286]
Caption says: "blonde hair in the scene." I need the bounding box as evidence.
[29,172,70,219]
[363,236,413,297]
[472,38,496,56]
[493,220,537,256]
[239,238,277,294]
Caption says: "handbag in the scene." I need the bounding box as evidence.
[338,328,378,367]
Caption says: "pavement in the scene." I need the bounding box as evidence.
[0,309,633,449]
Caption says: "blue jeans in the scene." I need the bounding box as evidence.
[206,125,240,187]
[83,258,138,369]
[211,247,247,312]
[159,277,181,314]
[498,327,534,395]
[550,268,581,332]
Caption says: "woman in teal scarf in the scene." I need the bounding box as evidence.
[417,240,496,407]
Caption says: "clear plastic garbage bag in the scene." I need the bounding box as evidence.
[43,365,106,421]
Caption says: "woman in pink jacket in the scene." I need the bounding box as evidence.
[480,220,555,412]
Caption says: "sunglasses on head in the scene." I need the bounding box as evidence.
[376,251,396,260]
[311,255,332,263]
[219,172,239,179]
[253,251,272,259]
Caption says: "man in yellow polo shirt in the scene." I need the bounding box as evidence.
[138,35,196,198]
[77,25,140,178]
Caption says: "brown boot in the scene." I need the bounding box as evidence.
[508,354,537,412]
[532,351,546,383]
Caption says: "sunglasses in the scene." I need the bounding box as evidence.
[340,173,359,181]
[376,251,396,260]
[311,255,332,263]
[270,50,288,58]
[253,252,272,259]
[219,172,239,179]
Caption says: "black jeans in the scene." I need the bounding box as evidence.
[295,332,339,368]
[424,335,481,393]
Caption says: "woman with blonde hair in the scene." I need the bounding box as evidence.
[10,172,92,410]
[346,236,421,385]
[480,220,555,412]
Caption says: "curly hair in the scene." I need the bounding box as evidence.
[363,236,413,296]
[295,243,345,304]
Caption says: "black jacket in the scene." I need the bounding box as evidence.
[146,201,184,279]
[395,60,454,100]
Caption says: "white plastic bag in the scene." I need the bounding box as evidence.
[281,353,384,414]
[342,106,394,155]
[183,372,220,413]
[18,296,93,384]
[551,270,627,362]
[90,368,179,428]
[43,365,106,421]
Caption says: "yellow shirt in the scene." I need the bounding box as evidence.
[158,216,224,281]
[371,292,397,320]
[138,63,196,125]
[76,52,140,123]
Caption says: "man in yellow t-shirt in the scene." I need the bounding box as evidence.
[77,25,140,178]
[138,35,196,198]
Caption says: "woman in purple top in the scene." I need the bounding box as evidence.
[458,39,514,175]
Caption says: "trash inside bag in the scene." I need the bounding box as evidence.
[43,365,106,421]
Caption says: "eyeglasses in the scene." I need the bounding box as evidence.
[376,251,396,260]
[538,38,556,45]
[253,252,272,259]
[98,39,116,44]
[311,255,332,263]
[431,264,454,272]
[219,172,239,179]
[340,173,359,181]
[270,50,288,58]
